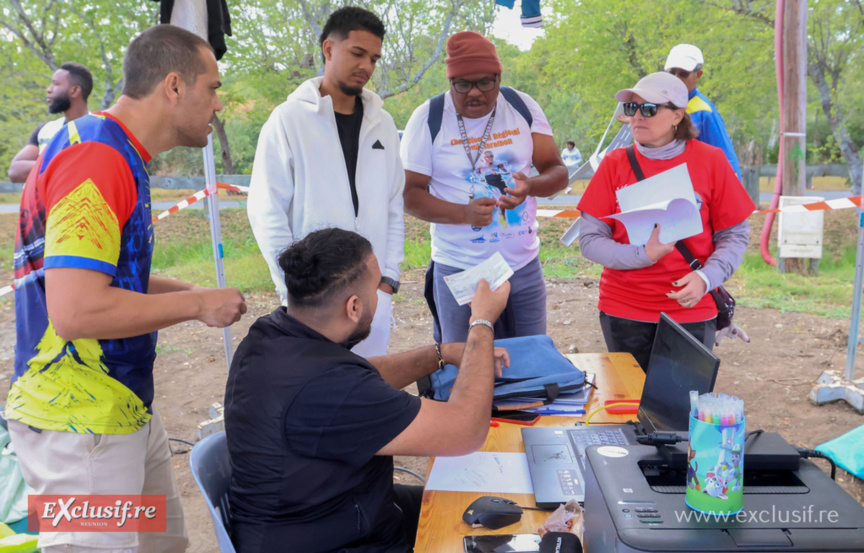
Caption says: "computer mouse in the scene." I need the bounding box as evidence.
[462,496,523,529]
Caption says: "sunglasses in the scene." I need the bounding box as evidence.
[622,102,678,117]
[451,76,498,94]
[668,68,691,79]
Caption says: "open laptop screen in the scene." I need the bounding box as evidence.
[637,313,720,433]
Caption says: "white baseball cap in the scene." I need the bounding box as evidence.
[664,44,704,72]
[615,72,689,109]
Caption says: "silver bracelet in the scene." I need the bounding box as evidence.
[434,342,445,369]
[469,319,494,332]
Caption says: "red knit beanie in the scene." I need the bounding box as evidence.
[445,31,503,79]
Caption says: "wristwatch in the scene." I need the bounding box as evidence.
[380,276,400,294]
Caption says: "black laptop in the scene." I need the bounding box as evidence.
[521,313,720,507]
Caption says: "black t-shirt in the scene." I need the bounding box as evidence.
[334,96,364,217]
[27,124,45,147]
[225,308,421,553]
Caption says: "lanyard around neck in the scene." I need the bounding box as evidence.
[456,107,496,170]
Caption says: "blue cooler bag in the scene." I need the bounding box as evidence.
[428,335,584,402]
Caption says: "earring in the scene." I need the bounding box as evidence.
[672,124,678,133]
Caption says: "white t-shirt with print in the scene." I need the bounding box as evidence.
[561,146,582,168]
[400,89,553,271]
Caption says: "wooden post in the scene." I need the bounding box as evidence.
[780,0,808,274]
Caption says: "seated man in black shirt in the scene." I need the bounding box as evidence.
[225,228,511,553]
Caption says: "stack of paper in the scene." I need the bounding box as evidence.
[604,163,704,246]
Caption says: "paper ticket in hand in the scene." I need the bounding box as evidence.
[443,252,514,306]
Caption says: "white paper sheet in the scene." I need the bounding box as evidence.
[604,163,703,246]
[605,197,702,245]
[443,252,514,306]
[425,451,535,494]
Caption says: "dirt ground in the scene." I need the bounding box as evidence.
[2,272,863,551]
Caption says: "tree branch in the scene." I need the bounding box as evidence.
[66,4,120,108]
[298,0,329,76]
[697,0,774,26]
[1,0,58,70]
[376,0,490,99]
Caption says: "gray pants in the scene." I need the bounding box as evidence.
[432,256,547,343]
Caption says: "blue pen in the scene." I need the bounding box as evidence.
[538,409,586,416]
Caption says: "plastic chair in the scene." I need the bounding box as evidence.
[189,432,236,553]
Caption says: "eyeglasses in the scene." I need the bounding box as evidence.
[622,102,678,118]
[667,68,691,79]
[451,76,498,94]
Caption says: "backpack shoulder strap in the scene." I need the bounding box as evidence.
[624,145,646,181]
[674,241,703,270]
[500,86,533,128]
[427,93,446,144]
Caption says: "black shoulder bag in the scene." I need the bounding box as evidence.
[624,145,735,329]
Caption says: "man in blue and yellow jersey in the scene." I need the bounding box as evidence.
[665,43,742,180]
[8,25,246,553]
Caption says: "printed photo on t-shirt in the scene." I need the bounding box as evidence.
[463,149,530,240]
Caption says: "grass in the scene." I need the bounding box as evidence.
[151,210,272,293]
[141,208,864,320]
[732,253,855,318]
[0,203,860,320]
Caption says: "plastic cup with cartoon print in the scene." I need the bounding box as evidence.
[685,407,745,515]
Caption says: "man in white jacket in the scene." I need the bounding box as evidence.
[248,6,404,357]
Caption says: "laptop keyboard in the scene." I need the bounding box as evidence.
[569,427,631,455]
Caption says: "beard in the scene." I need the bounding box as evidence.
[338,81,363,97]
[343,308,374,350]
[176,125,211,149]
[48,95,71,114]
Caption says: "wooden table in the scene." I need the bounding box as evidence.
[414,352,646,553]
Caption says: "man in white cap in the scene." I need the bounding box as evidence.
[665,44,741,180]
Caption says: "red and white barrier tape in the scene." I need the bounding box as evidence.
[534,196,863,219]
[536,209,581,219]
[151,182,250,223]
[152,188,211,222]
[753,195,861,214]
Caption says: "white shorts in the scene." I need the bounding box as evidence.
[7,409,187,553]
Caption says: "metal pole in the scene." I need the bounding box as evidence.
[203,135,233,370]
[847,202,864,381]
[170,0,234,370]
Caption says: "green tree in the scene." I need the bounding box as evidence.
[1,0,492,175]
[217,0,494,171]
[705,0,864,192]
[497,0,777,158]
[0,0,156,172]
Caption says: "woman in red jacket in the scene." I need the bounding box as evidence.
[578,72,754,372]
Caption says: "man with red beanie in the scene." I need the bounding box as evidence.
[401,30,567,345]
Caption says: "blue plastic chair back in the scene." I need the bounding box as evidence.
[189,432,236,553]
